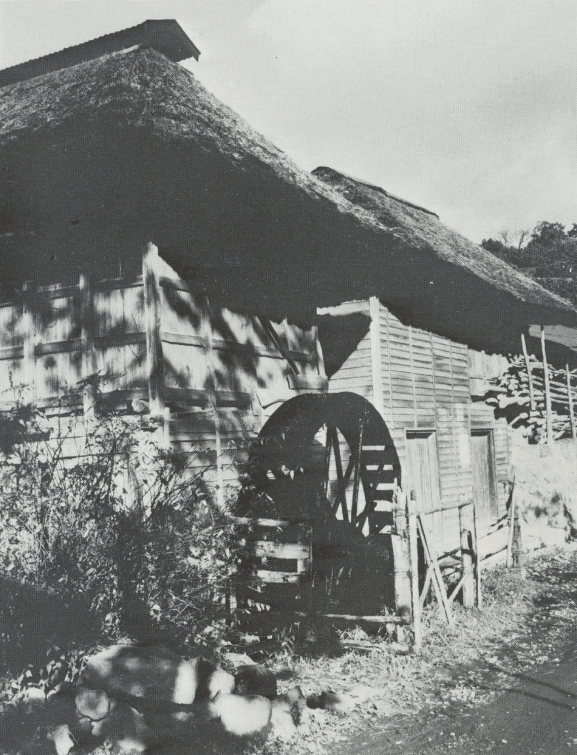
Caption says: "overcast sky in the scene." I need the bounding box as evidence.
[1,0,576,243]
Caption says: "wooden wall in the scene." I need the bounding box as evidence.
[155,254,324,498]
[323,297,511,555]
[0,244,513,542]
[0,249,325,502]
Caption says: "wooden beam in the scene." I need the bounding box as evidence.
[258,317,299,375]
[540,326,553,444]
[369,296,384,416]
[350,420,364,524]
[417,515,453,626]
[255,570,306,585]
[472,500,482,608]
[202,296,224,509]
[407,490,422,651]
[459,504,475,609]
[313,324,326,379]
[506,482,517,569]
[142,242,164,417]
[79,272,96,419]
[392,487,412,617]
[332,428,349,522]
[521,333,535,412]
[253,541,311,560]
[567,364,576,440]
[22,281,36,403]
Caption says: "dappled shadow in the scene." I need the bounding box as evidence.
[0,576,99,677]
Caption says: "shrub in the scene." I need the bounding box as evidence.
[0,386,245,669]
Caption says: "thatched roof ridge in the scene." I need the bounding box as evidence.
[0,45,383,227]
[0,43,575,355]
[0,20,200,88]
[312,166,574,315]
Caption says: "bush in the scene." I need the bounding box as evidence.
[0,387,245,669]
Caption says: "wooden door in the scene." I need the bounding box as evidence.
[406,431,442,544]
[470,430,497,526]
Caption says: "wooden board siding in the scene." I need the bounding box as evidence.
[326,299,512,555]
[324,300,374,404]
[0,300,24,397]
[468,348,511,522]
[94,282,146,394]
[0,254,323,507]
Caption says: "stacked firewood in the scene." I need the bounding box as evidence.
[483,356,577,443]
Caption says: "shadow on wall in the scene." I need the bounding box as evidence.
[513,439,577,549]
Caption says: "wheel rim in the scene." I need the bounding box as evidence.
[241,392,401,615]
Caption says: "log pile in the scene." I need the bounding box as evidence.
[483,355,577,443]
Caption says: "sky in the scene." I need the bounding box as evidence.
[1,0,576,243]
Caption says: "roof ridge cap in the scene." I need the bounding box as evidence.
[0,19,199,88]
[313,166,439,219]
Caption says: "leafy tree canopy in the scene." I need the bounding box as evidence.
[481,221,577,306]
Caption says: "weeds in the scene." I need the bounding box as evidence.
[0,385,247,677]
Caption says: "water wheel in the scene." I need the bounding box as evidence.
[241,392,401,617]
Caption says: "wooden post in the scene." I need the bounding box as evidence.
[472,501,482,608]
[369,296,384,416]
[391,487,412,620]
[202,296,225,510]
[350,419,364,523]
[541,326,553,444]
[417,515,453,626]
[459,504,475,608]
[143,242,164,418]
[566,364,576,440]
[506,483,517,568]
[510,503,525,579]
[407,490,422,651]
[22,281,36,403]
[313,324,325,379]
[79,272,97,419]
[521,334,535,412]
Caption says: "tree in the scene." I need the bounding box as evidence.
[481,220,577,306]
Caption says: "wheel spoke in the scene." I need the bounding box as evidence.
[350,422,364,524]
[322,426,333,499]
[332,428,349,523]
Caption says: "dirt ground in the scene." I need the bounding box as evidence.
[332,547,577,755]
[3,546,577,755]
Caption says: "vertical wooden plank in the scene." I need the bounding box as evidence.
[203,296,224,509]
[506,483,517,568]
[408,325,417,428]
[79,272,96,418]
[459,504,474,609]
[313,324,325,378]
[22,281,36,402]
[384,308,395,429]
[407,490,422,651]
[392,487,412,618]
[143,242,164,417]
[566,364,576,440]
[369,297,383,415]
[541,326,553,445]
[417,515,453,626]
[521,334,535,412]
[472,501,482,608]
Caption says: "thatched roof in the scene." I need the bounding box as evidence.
[0,40,575,356]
